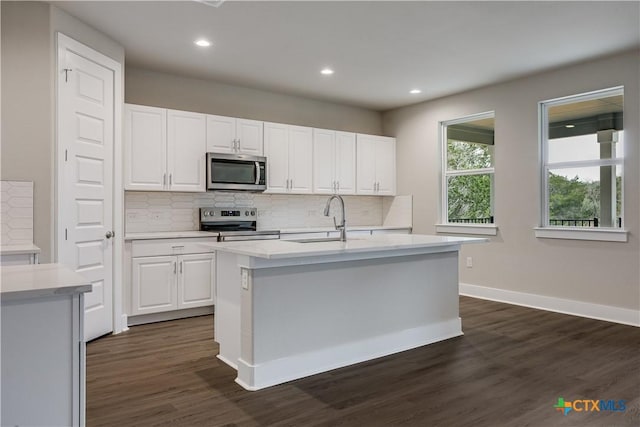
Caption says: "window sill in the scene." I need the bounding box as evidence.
[435,224,498,236]
[534,227,628,242]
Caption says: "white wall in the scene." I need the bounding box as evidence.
[2,2,53,261]
[383,50,640,312]
[125,67,382,135]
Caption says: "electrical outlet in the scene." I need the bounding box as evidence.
[241,269,249,290]
[466,257,473,268]
[126,212,137,220]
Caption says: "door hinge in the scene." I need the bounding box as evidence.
[63,68,72,83]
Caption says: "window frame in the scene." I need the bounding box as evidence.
[436,111,497,236]
[536,86,628,242]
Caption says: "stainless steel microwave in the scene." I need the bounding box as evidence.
[206,152,267,192]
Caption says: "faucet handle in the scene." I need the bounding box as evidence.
[333,216,338,229]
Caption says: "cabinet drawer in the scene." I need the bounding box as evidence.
[131,238,217,257]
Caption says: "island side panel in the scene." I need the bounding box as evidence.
[237,250,461,390]
[215,251,242,369]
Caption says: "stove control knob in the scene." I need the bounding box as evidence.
[244,211,249,216]
[204,211,210,217]
[251,211,256,216]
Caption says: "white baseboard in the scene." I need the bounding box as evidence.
[459,283,640,327]
[127,306,214,326]
[235,318,463,391]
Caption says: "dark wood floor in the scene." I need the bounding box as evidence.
[87,297,640,426]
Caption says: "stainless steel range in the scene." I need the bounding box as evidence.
[199,207,280,242]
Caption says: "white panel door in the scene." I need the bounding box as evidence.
[178,253,215,309]
[313,129,336,194]
[288,125,313,194]
[335,131,356,194]
[124,104,166,191]
[58,46,114,341]
[131,256,177,315]
[356,135,377,194]
[264,122,289,193]
[376,137,397,195]
[206,114,235,153]
[236,119,264,155]
[167,110,206,192]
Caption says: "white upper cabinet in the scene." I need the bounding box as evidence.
[125,104,206,192]
[264,123,313,194]
[167,110,206,192]
[313,129,356,194]
[206,114,263,155]
[124,104,167,191]
[356,134,396,196]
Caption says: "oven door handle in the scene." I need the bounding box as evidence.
[254,161,260,185]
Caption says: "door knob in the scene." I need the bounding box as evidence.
[105,230,114,239]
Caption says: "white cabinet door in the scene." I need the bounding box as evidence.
[167,110,206,192]
[178,253,215,309]
[335,131,356,194]
[206,114,236,153]
[124,104,166,191]
[356,134,396,195]
[288,125,313,194]
[131,256,177,315]
[313,128,336,194]
[264,122,290,192]
[356,135,377,194]
[236,119,264,155]
[375,136,396,195]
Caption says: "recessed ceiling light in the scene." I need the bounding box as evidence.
[321,68,334,75]
[409,89,421,94]
[195,39,212,47]
[565,124,575,128]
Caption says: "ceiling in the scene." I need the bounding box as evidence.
[51,1,640,111]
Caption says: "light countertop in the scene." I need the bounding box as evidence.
[280,225,412,234]
[124,225,412,241]
[1,263,92,302]
[201,233,485,260]
[125,231,219,240]
[0,243,41,256]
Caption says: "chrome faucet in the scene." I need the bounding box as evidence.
[324,195,347,242]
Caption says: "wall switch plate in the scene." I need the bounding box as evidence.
[466,257,473,268]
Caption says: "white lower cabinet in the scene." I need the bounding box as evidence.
[131,252,214,316]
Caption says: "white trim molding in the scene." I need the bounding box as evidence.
[534,227,628,242]
[460,282,640,327]
[436,223,497,236]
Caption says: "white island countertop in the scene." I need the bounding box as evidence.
[0,243,41,256]
[202,233,485,260]
[1,263,92,302]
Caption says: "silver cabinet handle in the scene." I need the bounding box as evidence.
[171,245,184,249]
[180,261,183,274]
[337,181,340,192]
[237,139,241,151]
[173,261,177,274]
[105,230,114,239]
[169,173,172,186]
[163,173,167,187]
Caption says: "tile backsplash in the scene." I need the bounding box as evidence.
[125,192,412,233]
[1,180,34,245]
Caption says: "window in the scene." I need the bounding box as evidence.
[537,87,626,242]
[438,112,496,235]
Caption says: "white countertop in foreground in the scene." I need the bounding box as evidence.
[202,233,485,260]
[1,263,92,302]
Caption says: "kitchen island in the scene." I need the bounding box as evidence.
[206,234,485,391]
